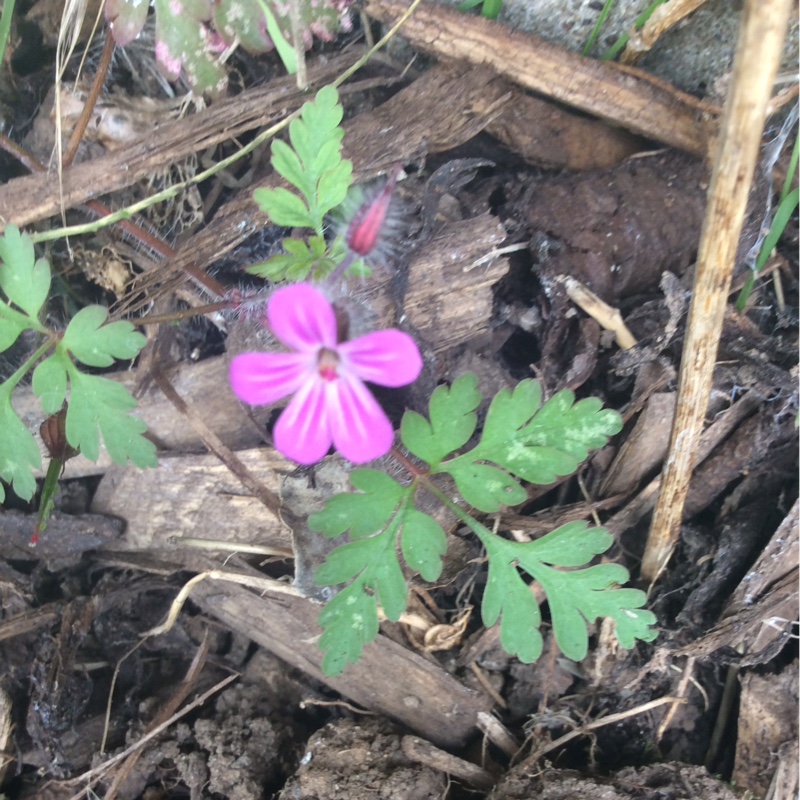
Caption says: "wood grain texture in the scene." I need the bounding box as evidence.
[0,53,360,231]
[90,448,290,552]
[366,0,718,155]
[190,578,493,748]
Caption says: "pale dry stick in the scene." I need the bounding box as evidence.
[469,662,508,709]
[640,0,794,583]
[621,0,710,64]
[562,276,637,350]
[518,695,686,769]
[148,569,430,643]
[300,697,378,714]
[54,0,102,225]
[654,655,699,745]
[145,570,304,639]
[171,536,294,559]
[63,671,239,800]
[476,711,521,758]
[402,735,495,791]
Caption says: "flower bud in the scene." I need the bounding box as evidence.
[345,164,402,258]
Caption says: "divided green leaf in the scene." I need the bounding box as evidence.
[0,224,50,322]
[311,471,447,676]
[254,85,353,237]
[468,517,657,663]
[427,377,622,512]
[0,384,41,503]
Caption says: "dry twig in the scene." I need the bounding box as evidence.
[641,0,795,582]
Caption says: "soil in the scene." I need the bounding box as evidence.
[0,2,797,800]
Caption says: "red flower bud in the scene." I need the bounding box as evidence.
[345,164,402,258]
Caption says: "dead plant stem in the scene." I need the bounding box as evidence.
[640,0,793,582]
[63,33,115,168]
[519,695,686,767]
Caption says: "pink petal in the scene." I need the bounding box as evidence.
[230,352,312,406]
[273,378,333,464]
[328,374,395,463]
[339,330,423,388]
[267,283,337,352]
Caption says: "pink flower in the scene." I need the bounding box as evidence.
[229,283,423,465]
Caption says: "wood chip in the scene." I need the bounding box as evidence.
[190,579,492,748]
[366,0,718,154]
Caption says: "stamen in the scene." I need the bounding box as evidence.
[317,348,340,381]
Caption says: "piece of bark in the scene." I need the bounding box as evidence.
[485,87,648,170]
[366,0,718,156]
[0,52,363,231]
[376,213,508,354]
[90,448,290,553]
[600,393,676,497]
[678,498,798,665]
[678,497,778,626]
[190,579,492,747]
[683,408,795,518]
[604,392,761,538]
[733,664,799,798]
[0,509,124,562]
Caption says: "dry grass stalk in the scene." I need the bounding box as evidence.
[640,0,795,582]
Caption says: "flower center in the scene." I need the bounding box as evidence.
[317,347,340,382]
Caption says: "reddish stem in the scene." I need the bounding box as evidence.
[62,32,115,168]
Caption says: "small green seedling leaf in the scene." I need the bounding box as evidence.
[247,235,336,282]
[254,85,353,241]
[62,306,146,368]
[401,373,481,467]
[65,369,157,467]
[437,377,622,512]
[0,384,41,502]
[0,224,50,321]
